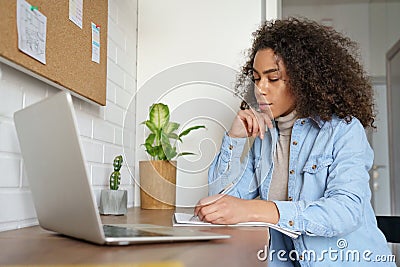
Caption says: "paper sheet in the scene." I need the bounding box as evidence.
[16,0,47,64]
[69,0,83,29]
[91,22,100,63]
[173,213,301,239]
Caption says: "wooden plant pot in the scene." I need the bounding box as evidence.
[99,189,127,215]
[139,160,176,209]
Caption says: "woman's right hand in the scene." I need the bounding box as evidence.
[228,109,273,140]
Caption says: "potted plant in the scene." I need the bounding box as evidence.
[99,155,127,215]
[140,103,205,209]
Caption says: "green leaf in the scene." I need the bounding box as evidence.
[144,143,157,157]
[149,103,170,129]
[177,152,196,158]
[160,132,170,146]
[155,145,167,160]
[167,133,179,141]
[164,146,178,160]
[164,122,180,134]
[160,132,176,160]
[145,133,156,146]
[179,125,206,138]
[145,121,157,134]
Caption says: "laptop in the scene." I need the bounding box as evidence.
[13,91,230,245]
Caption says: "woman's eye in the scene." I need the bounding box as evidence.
[253,77,260,81]
[268,77,279,82]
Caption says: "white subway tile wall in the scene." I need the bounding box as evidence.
[0,0,138,232]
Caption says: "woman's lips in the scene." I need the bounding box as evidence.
[258,103,271,111]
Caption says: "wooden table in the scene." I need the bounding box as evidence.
[0,208,270,266]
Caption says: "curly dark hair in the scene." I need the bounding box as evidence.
[236,17,375,128]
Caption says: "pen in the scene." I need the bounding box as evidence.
[191,183,235,221]
[218,182,234,194]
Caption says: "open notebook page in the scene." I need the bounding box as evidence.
[173,213,300,239]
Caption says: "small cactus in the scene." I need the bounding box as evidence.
[110,155,123,190]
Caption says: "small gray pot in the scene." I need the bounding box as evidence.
[99,189,127,215]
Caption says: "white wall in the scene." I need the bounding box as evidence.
[282,0,371,73]
[282,0,400,78]
[369,0,400,77]
[136,0,271,207]
[0,0,138,232]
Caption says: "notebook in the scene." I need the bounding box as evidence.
[13,91,230,245]
[173,213,300,239]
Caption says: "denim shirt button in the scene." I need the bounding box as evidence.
[289,170,295,175]
[289,220,294,226]
[312,164,317,170]
[228,145,233,150]
[300,120,306,125]
[292,141,298,145]
[288,196,293,201]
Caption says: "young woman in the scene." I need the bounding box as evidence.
[194,18,395,266]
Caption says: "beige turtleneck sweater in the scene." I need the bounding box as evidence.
[268,110,297,201]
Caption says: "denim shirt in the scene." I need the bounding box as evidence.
[208,116,394,266]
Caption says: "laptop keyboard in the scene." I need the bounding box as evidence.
[103,225,170,238]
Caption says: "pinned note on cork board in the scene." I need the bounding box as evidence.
[0,0,108,106]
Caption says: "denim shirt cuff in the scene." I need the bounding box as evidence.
[220,132,247,162]
[273,200,304,233]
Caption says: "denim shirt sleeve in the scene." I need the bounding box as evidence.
[273,119,374,237]
[208,132,259,199]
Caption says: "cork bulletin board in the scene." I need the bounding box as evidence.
[0,0,108,106]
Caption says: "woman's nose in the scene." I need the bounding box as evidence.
[257,78,268,94]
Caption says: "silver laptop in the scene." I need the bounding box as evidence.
[14,91,230,245]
